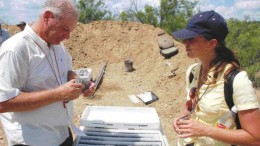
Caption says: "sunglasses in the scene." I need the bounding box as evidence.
[180,86,209,120]
[186,87,197,112]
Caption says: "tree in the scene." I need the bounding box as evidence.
[159,0,198,33]
[226,19,260,87]
[118,0,198,33]
[119,12,128,22]
[135,5,159,26]
[77,0,113,23]
[118,0,158,26]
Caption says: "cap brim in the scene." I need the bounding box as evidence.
[172,29,200,40]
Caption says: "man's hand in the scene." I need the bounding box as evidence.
[55,79,83,101]
[82,81,95,97]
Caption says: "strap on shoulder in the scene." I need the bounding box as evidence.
[188,64,198,84]
[189,71,194,84]
[224,69,241,129]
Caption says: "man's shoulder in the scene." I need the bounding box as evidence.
[1,33,32,52]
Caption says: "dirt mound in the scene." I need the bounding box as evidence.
[64,20,198,145]
[1,21,198,145]
[1,21,260,146]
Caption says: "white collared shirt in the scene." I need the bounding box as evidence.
[0,25,74,146]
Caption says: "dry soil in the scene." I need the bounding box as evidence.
[1,21,259,146]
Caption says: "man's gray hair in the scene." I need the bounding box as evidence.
[41,0,79,18]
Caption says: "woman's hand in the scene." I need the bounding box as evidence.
[173,114,190,134]
[173,117,181,134]
[176,118,210,138]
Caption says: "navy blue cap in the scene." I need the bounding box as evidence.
[172,10,228,42]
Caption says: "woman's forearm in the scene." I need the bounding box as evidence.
[206,126,260,145]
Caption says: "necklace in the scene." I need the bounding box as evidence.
[47,48,62,85]
[180,85,209,119]
[32,40,69,108]
[198,65,210,87]
[32,38,76,130]
[33,40,62,86]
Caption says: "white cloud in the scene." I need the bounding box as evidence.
[109,1,127,13]
[0,0,44,24]
[243,9,260,21]
[104,0,113,7]
[1,0,259,24]
[234,0,260,10]
[108,0,160,13]
[214,6,236,19]
[196,0,260,21]
[142,0,160,7]
[196,3,215,11]
[0,1,4,7]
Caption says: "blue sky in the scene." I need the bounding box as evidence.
[0,0,259,25]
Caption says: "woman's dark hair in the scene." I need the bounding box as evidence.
[204,35,240,82]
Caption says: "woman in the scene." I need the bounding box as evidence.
[172,10,260,146]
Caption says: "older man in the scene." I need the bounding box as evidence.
[0,0,94,145]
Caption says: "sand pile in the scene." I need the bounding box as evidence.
[1,21,198,145]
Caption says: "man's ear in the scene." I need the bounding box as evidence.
[43,11,54,22]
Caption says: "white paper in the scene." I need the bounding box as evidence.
[128,94,141,103]
[137,91,158,104]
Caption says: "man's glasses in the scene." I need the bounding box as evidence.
[180,86,209,120]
